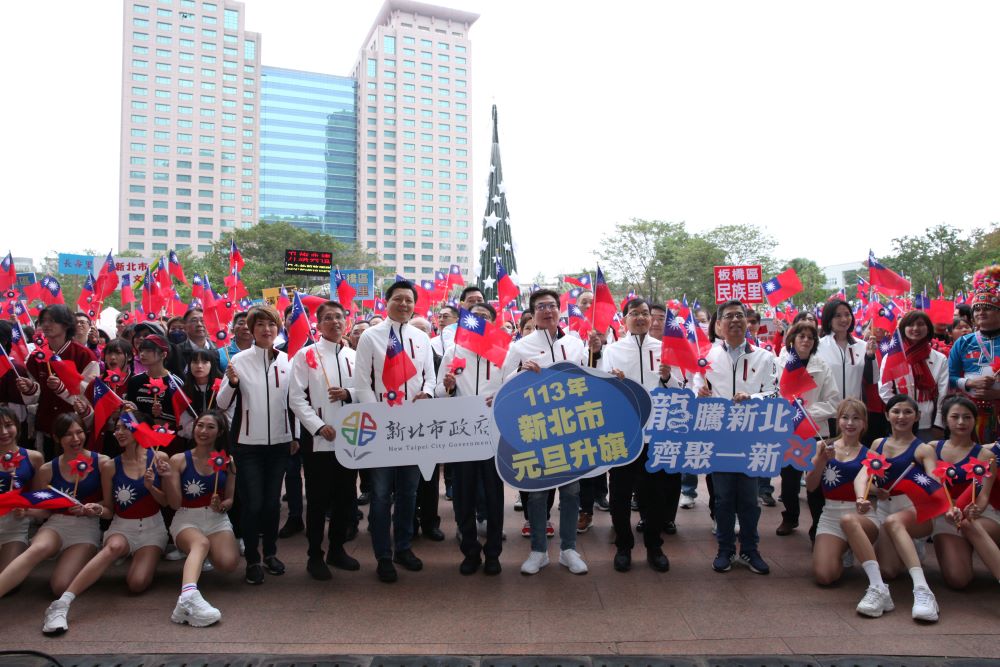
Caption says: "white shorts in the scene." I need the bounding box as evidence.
[981,505,1000,527]
[169,506,233,539]
[41,514,101,551]
[931,514,965,538]
[874,493,914,523]
[0,513,29,546]
[816,499,882,540]
[104,513,168,555]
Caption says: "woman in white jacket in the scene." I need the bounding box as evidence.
[216,305,293,586]
[878,310,949,441]
[817,299,877,418]
[775,320,840,538]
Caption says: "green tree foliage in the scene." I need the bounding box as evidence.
[786,258,828,305]
[595,219,676,303]
[700,224,779,274]
[880,223,980,297]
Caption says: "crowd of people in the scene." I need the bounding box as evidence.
[0,271,998,637]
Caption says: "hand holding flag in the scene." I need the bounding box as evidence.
[209,450,230,495]
[861,451,891,500]
[960,457,990,504]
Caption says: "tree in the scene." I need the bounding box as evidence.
[660,235,727,307]
[699,224,779,274]
[596,218,681,303]
[785,258,828,305]
[882,223,979,297]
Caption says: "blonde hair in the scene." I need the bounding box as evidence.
[836,398,868,436]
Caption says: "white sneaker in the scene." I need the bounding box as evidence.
[856,584,894,618]
[912,585,939,622]
[679,495,696,509]
[164,545,186,561]
[842,550,855,568]
[520,550,549,575]
[42,600,70,635]
[559,548,589,575]
[171,591,222,627]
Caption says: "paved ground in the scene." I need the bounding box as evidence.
[1,481,998,659]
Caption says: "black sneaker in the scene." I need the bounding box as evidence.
[376,558,398,583]
[595,495,610,512]
[245,563,265,585]
[740,550,770,575]
[760,492,776,507]
[306,557,332,581]
[357,492,371,506]
[326,548,360,571]
[393,548,423,571]
[277,517,304,539]
[712,550,735,573]
[613,548,632,572]
[263,555,286,575]
[483,558,502,575]
[663,521,677,535]
[459,553,482,575]
[647,547,670,572]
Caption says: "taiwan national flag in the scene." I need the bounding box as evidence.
[868,251,911,296]
[285,292,311,359]
[382,327,416,403]
[763,268,803,306]
[584,265,617,335]
[434,270,449,302]
[455,308,509,368]
[76,272,98,314]
[191,273,204,301]
[0,253,16,294]
[91,377,124,447]
[874,300,898,333]
[496,259,519,310]
[567,304,592,338]
[893,464,951,522]
[229,239,244,273]
[276,285,291,314]
[447,264,465,290]
[120,273,135,306]
[560,287,583,313]
[416,279,436,312]
[684,311,712,359]
[928,298,954,326]
[878,330,908,384]
[119,412,175,450]
[9,322,29,366]
[50,355,85,396]
[780,348,817,400]
[790,399,819,439]
[563,274,592,289]
[332,268,357,308]
[660,309,702,374]
[94,252,119,301]
[167,375,195,425]
[39,275,64,306]
[168,250,188,285]
[0,351,15,379]
[0,488,76,516]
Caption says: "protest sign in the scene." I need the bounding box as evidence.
[643,388,815,476]
[714,265,764,304]
[492,362,651,491]
[322,395,497,480]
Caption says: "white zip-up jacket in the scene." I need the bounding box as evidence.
[289,337,357,437]
[878,348,949,430]
[691,341,779,400]
[216,345,293,445]
[816,335,876,402]
[500,327,586,379]
[598,333,683,391]
[353,319,436,404]
[435,344,504,398]
[775,350,841,438]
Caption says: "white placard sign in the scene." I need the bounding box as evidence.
[318,396,498,480]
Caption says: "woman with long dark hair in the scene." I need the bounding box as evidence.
[879,311,949,441]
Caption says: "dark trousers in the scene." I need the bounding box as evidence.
[610,449,678,550]
[234,442,291,565]
[778,465,825,534]
[284,450,303,520]
[414,463,441,533]
[303,450,357,559]
[579,472,608,514]
[454,458,504,559]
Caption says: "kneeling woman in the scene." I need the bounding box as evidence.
[163,411,239,627]
[808,399,874,586]
[930,396,1000,589]
[41,412,169,635]
[0,413,107,598]
[0,406,43,572]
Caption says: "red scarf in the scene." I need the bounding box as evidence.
[903,338,936,403]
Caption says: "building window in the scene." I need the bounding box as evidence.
[383,35,395,54]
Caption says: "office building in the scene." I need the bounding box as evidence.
[118,0,261,255]
[353,0,479,279]
[259,67,358,242]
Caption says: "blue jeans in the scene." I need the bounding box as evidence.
[681,473,699,498]
[711,472,760,554]
[527,482,579,552]
[234,442,291,565]
[369,465,420,560]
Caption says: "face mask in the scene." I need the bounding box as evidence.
[168,330,188,344]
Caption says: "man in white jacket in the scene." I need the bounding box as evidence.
[691,300,779,576]
[352,281,436,583]
[499,289,589,576]
[288,300,362,581]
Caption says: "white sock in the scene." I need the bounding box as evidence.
[909,566,928,589]
[58,592,76,605]
[862,560,884,588]
[180,583,198,600]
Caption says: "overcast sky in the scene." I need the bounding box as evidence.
[4,0,999,282]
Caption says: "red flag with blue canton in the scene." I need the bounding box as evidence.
[332,268,357,308]
[276,285,291,314]
[39,275,64,305]
[95,252,119,301]
[91,377,124,447]
[76,272,97,314]
[285,291,311,359]
[496,259,519,310]
[119,273,135,306]
[0,488,77,516]
[894,464,951,522]
[455,307,509,368]
[191,273,204,301]
[868,250,911,296]
[874,300,898,333]
[155,257,171,293]
[684,311,712,362]
[168,250,188,285]
[563,274,591,289]
[878,330,908,383]
[790,398,819,439]
[560,287,583,313]
[0,253,15,293]
[780,347,817,400]
[763,268,803,306]
[229,239,244,273]
[567,304,592,338]
[434,270,448,302]
[382,327,416,404]
[660,309,702,374]
[0,351,15,379]
[9,322,29,366]
[448,264,465,290]
[585,265,617,334]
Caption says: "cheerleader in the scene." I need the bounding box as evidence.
[963,438,1000,552]
[930,396,1000,588]
[851,395,939,622]
[0,413,106,597]
[163,411,238,627]
[0,406,43,571]
[41,412,169,635]
[808,399,872,586]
